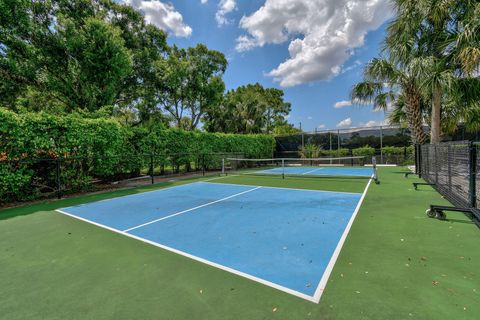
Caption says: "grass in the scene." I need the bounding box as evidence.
[1,167,479,319]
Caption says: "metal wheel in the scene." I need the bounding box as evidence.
[426,209,436,218]
[436,211,446,220]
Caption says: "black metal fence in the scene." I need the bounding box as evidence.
[0,152,242,205]
[275,125,413,164]
[417,141,479,209]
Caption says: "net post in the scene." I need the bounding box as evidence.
[282,158,285,179]
[469,142,477,208]
[222,158,225,176]
[372,156,379,184]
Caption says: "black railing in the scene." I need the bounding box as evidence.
[417,141,480,212]
[0,152,243,205]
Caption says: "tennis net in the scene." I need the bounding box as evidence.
[222,156,379,182]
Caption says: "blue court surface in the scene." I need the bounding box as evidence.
[260,166,373,177]
[57,181,366,302]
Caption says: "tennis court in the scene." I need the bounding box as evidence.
[57,180,370,302]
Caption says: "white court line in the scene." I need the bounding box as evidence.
[302,168,323,175]
[122,186,261,233]
[311,176,373,303]
[55,208,317,302]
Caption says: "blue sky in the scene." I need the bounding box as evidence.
[124,0,393,131]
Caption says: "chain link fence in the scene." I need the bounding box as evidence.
[275,125,413,164]
[417,141,478,209]
[0,152,242,205]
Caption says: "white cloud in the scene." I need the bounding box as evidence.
[307,116,313,120]
[216,0,237,26]
[336,117,352,128]
[334,100,352,108]
[341,60,362,74]
[201,0,208,3]
[318,124,326,129]
[125,0,192,37]
[236,0,392,87]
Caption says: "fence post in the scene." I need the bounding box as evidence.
[202,154,206,176]
[469,142,477,208]
[418,144,422,178]
[150,154,154,185]
[380,126,383,164]
[56,158,61,199]
[337,129,341,164]
[447,145,452,193]
[329,132,333,165]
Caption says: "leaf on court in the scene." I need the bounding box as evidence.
[199,289,203,294]
[355,291,361,294]
[272,307,277,312]
[432,281,439,286]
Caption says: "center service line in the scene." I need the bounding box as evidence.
[123,186,262,233]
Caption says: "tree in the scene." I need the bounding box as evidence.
[351,58,428,144]
[185,44,227,130]
[204,83,292,134]
[0,0,169,118]
[0,1,132,111]
[157,44,227,130]
[272,124,301,135]
[385,0,479,143]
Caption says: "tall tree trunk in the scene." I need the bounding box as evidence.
[430,86,442,144]
[405,90,427,145]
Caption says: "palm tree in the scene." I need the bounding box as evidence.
[385,0,479,143]
[351,58,428,144]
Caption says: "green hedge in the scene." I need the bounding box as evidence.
[0,108,275,202]
[352,145,375,157]
[321,148,349,157]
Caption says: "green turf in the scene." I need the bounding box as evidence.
[1,168,479,319]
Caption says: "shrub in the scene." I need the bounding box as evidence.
[298,144,320,158]
[0,108,275,202]
[352,145,375,157]
[321,148,349,157]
